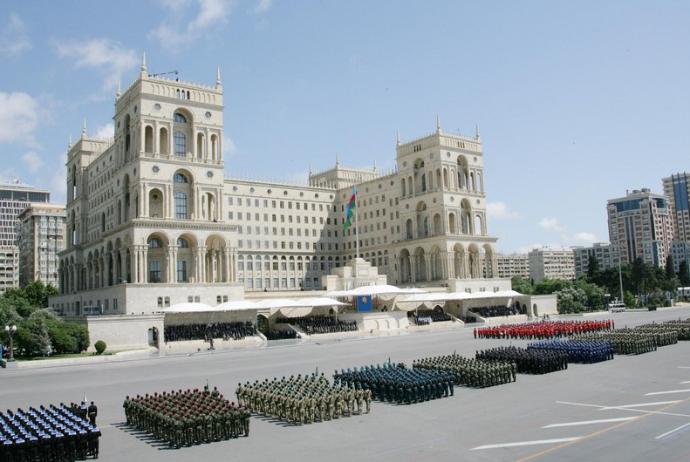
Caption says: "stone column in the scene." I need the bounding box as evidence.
[130,245,139,284]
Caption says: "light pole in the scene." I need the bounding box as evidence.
[4,325,17,362]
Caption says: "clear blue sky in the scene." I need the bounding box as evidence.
[1,1,688,254]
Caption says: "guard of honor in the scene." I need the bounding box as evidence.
[236,373,370,425]
[334,363,454,404]
[123,387,250,448]
[0,404,101,461]
[475,319,614,340]
[527,339,614,363]
[476,346,569,374]
[413,354,516,388]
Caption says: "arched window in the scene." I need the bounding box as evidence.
[177,237,189,248]
[148,237,163,248]
[174,112,187,123]
[173,173,188,183]
[174,192,187,219]
[174,131,186,157]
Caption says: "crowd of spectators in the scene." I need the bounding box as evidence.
[265,329,298,341]
[409,310,452,326]
[469,304,525,318]
[276,315,358,335]
[164,322,256,343]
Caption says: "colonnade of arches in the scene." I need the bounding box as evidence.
[58,232,237,294]
[146,169,220,221]
[404,199,486,240]
[400,155,483,198]
[139,109,222,162]
[397,243,496,284]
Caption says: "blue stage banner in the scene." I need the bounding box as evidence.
[358,295,373,312]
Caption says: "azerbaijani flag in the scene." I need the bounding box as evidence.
[343,186,356,231]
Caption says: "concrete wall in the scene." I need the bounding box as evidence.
[70,314,165,352]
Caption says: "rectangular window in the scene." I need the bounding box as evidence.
[177,260,187,282]
[149,261,162,282]
[174,192,187,219]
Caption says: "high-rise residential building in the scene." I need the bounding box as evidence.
[50,57,506,317]
[607,188,674,267]
[17,203,66,288]
[662,173,690,243]
[496,253,529,279]
[572,242,619,278]
[0,179,51,293]
[528,247,575,282]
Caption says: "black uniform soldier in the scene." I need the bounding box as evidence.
[88,401,98,426]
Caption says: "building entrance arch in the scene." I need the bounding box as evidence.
[148,326,160,349]
[257,314,269,336]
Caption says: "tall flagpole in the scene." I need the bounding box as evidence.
[355,185,359,261]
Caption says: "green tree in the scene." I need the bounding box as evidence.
[556,286,587,314]
[16,318,52,356]
[574,278,606,311]
[587,255,600,279]
[23,281,58,308]
[679,260,690,288]
[0,292,35,318]
[665,255,679,296]
[28,308,61,322]
[533,278,572,295]
[511,276,532,295]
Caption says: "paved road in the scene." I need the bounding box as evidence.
[4,307,690,461]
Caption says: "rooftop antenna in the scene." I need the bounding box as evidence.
[150,70,179,80]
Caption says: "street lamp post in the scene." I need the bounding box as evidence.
[4,325,17,362]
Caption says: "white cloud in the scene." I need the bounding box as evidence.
[93,122,114,139]
[21,151,44,173]
[487,201,519,220]
[149,0,234,48]
[53,38,138,91]
[562,232,599,247]
[539,217,566,232]
[0,13,31,56]
[251,0,272,14]
[0,92,40,146]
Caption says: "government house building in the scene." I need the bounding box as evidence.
[50,57,504,320]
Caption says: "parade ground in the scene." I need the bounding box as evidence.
[4,307,690,462]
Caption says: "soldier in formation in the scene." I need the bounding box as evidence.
[236,373,370,425]
[0,404,101,461]
[413,353,516,388]
[476,346,568,374]
[123,387,249,448]
[527,339,614,363]
[475,319,614,340]
[334,363,454,404]
[574,331,658,355]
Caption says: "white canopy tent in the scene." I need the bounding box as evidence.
[159,302,215,314]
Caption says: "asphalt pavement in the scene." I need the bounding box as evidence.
[4,307,690,462]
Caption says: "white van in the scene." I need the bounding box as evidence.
[608,302,626,313]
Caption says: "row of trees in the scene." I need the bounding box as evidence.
[1,281,89,358]
[511,256,690,314]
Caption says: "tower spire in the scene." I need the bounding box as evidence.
[436,114,441,133]
[116,79,122,98]
[396,129,401,146]
[475,124,481,141]
[216,67,222,89]
[141,52,147,76]
[336,152,340,166]
[82,119,87,137]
